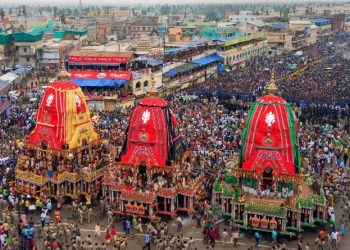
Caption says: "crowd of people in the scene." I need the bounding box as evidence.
[197,34,350,105]
[0,31,350,250]
[16,142,110,178]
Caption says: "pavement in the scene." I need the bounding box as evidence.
[28,198,350,250]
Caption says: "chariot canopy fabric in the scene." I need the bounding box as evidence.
[120,96,178,167]
[28,80,99,150]
[240,94,300,174]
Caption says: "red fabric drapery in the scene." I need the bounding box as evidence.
[68,55,128,64]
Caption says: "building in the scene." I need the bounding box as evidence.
[168,26,197,42]
[266,22,316,55]
[106,7,133,20]
[0,33,14,67]
[163,53,224,93]
[39,40,76,65]
[311,19,333,40]
[238,20,267,36]
[87,23,108,45]
[0,77,12,120]
[311,3,350,16]
[330,14,345,32]
[218,33,267,69]
[345,17,350,33]
[13,30,44,66]
[130,17,159,39]
[200,27,244,41]
[228,14,258,23]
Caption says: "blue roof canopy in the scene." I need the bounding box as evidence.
[164,69,177,77]
[164,41,205,55]
[133,57,163,67]
[13,68,28,75]
[312,18,331,26]
[192,53,224,66]
[213,38,227,42]
[271,23,288,29]
[71,79,126,87]
[147,58,163,67]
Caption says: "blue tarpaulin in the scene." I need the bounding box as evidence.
[217,64,225,73]
[164,69,177,77]
[164,42,204,55]
[133,57,163,67]
[146,58,163,67]
[164,46,191,55]
[192,53,224,66]
[14,64,29,69]
[312,18,331,26]
[71,79,126,87]
[13,68,28,75]
[164,63,199,77]
[271,23,288,29]
[213,38,227,42]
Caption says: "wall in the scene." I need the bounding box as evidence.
[87,100,104,112]
[220,40,267,65]
[132,71,163,97]
[118,97,135,110]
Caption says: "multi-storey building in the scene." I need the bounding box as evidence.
[266,22,317,55]
[218,33,268,68]
[13,30,44,66]
[0,33,14,67]
[130,17,159,39]
[311,19,333,40]
[168,26,197,42]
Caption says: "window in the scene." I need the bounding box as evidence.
[135,82,141,89]
[144,81,149,91]
[143,27,146,31]
[26,57,30,62]
[23,47,27,53]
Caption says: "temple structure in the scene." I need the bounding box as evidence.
[102,76,204,220]
[15,70,108,201]
[212,71,326,236]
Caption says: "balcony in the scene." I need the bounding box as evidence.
[292,34,311,42]
[0,99,10,114]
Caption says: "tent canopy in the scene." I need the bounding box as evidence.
[13,68,29,75]
[133,57,163,67]
[192,53,224,66]
[0,72,19,82]
[71,78,126,87]
[164,41,204,55]
[0,80,10,90]
[164,63,199,77]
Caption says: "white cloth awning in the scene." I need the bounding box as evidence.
[0,72,19,82]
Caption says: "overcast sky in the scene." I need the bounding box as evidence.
[0,0,346,6]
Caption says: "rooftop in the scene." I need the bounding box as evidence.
[246,20,266,27]
[12,30,44,42]
[69,50,134,58]
[0,33,11,45]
